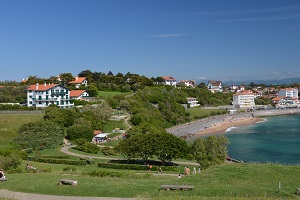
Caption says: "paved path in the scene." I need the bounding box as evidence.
[0,189,140,200]
[61,146,199,166]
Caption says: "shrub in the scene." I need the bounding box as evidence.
[73,142,100,154]
[101,147,117,156]
[63,166,77,172]
[35,158,87,165]
[83,170,129,178]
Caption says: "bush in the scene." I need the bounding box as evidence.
[35,158,87,166]
[98,162,178,172]
[63,166,77,171]
[73,142,100,154]
[101,147,117,156]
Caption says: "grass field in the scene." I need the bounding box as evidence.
[1,158,300,199]
[186,108,227,119]
[0,114,44,146]
[1,112,300,199]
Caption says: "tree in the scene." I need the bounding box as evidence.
[15,121,64,150]
[82,102,112,122]
[59,73,74,87]
[86,84,98,97]
[44,106,80,128]
[152,132,188,166]
[66,124,94,141]
[191,135,230,169]
[115,136,139,163]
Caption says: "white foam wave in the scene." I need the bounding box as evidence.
[255,118,268,123]
[225,126,237,132]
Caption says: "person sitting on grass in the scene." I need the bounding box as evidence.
[0,169,5,179]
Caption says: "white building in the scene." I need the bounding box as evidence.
[178,80,196,88]
[26,83,74,109]
[70,90,89,101]
[161,76,176,87]
[186,97,200,107]
[69,76,88,88]
[278,88,298,98]
[207,80,223,93]
[232,90,255,108]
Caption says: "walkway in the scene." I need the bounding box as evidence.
[0,189,140,200]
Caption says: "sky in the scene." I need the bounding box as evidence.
[1,0,300,82]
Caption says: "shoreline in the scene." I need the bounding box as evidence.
[195,117,263,136]
[167,108,300,138]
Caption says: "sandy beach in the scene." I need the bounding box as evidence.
[167,108,300,138]
[195,117,262,136]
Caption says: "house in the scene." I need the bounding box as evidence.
[186,97,200,107]
[178,80,196,88]
[70,90,89,101]
[107,71,114,76]
[26,83,74,109]
[161,76,176,87]
[69,76,88,88]
[232,90,255,108]
[278,88,298,98]
[207,80,223,93]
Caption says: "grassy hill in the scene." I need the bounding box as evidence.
[0,113,44,147]
[1,159,300,199]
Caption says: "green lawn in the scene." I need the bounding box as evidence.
[103,119,128,132]
[1,161,300,199]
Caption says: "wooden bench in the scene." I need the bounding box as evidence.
[58,179,78,186]
[161,185,194,191]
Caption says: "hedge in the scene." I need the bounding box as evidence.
[98,162,178,172]
[35,158,87,165]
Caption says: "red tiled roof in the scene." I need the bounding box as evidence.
[94,130,102,135]
[161,76,176,81]
[69,77,86,84]
[26,84,59,91]
[233,92,255,96]
[208,80,222,86]
[70,90,86,97]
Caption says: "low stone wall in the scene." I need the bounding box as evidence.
[0,110,44,114]
[253,108,300,117]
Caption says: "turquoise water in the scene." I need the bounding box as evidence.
[223,115,300,165]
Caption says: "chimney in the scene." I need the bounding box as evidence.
[75,77,78,80]
[44,83,46,87]
[36,83,39,90]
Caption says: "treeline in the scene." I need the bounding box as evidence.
[0,85,27,103]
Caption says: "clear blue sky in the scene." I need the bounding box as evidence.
[1,0,300,82]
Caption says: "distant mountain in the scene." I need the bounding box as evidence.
[222,77,300,86]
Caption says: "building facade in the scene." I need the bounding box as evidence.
[69,76,88,88]
[186,97,200,107]
[26,83,74,109]
[161,76,177,87]
[70,90,89,101]
[207,80,223,93]
[278,88,298,98]
[232,90,255,108]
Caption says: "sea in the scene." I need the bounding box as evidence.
[194,114,300,165]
